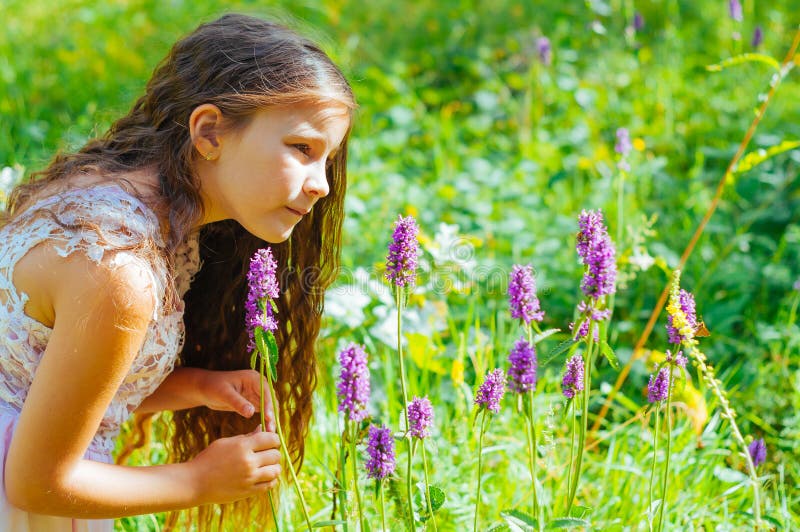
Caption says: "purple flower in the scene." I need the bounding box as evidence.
[508,264,545,325]
[729,0,743,22]
[536,37,552,66]
[615,128,632,156]
[337,343,371,422]
[561,354,585,399]
[665,349,687,368]
[507,338,537,394]
[365,425,396,480]
[633,12,644,32]
[647,367,670,403]
[385,215,419,288]
[751,25,763,48]
[666,289,697,344]
[569,302,611,341]
[576,210,617,298]
[246,248,280,353]
[408,396,434,439]
[475,369,508,413]
[748,438,766,467]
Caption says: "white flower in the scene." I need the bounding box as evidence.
[0,166,23,204]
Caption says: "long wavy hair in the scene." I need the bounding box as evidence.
[4,13,355,530]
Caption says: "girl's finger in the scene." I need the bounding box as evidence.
[254,448,282,467]
[248,430,280,451]
[225,387,255,417]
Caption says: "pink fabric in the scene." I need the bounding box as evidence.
[0,407,113,531]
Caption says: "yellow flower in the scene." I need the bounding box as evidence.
[633,137,646,152]
[451,358,465,387]
[666,270,697,346]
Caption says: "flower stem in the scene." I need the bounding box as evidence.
[379,481,387,531]
[339,424,350,532]
[474,410,489,532]
[267,488,279,531]
[566,400,575,509]
[395,289,416,530]
[261,358,280,532]
[349,422,364,531]
[524,326,540,522]
[526,391,539,518]
[266,372,313,531]
[648,406,661,529]
[567,321,595,513]
[655,371,674,532]
[421,443,438,531]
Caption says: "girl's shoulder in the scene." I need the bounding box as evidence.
[0,177,172,323]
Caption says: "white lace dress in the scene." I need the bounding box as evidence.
[0,182,201,531]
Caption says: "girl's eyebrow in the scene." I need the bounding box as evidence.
[286,131,342,155]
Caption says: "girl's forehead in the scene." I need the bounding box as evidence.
[291,104,350,130]
[251,102,345,129]
[262,103,351,145]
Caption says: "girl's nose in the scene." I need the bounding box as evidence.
[304,162,330,198]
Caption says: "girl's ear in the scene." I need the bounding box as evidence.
[189,104,224,160]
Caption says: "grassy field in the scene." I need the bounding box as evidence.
[2,0,799,530]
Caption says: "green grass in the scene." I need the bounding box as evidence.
[2,0,799,529]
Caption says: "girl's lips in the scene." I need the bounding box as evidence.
[286,207,305,217]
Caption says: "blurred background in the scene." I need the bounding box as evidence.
[1,0,798,529]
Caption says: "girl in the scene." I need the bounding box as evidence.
[0,13,355,531]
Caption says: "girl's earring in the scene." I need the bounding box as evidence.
[204,152,215,161]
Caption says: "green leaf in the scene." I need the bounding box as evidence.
[486,524,512,532]
[500,509,537,530]
[532,327,560,344]
[266,330,279,381]
[249,350,258,371]
[562,397,574,420]
[545,517,590,529]
[600,341,620,370]
[734,140,800,174]
[544,338,578,365]
[706,53,781,73]
[312,520,346,528]
[270,298,279,314]
[571,505,593,517]
[427,485,445,512]
[597,315,609,345]
[762,514,784,528]
[255,327,269,358]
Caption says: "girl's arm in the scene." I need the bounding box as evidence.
[136,367,276,431]
[4,245,281,518]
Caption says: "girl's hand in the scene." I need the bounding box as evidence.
[190,430,282,505]
[199,370,276,431]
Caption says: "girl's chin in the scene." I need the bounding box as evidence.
[256,226,295,244]
[241,216,298,243]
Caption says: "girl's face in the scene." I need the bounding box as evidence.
[199,103,350,242]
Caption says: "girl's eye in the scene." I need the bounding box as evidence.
[293,144,311,156]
